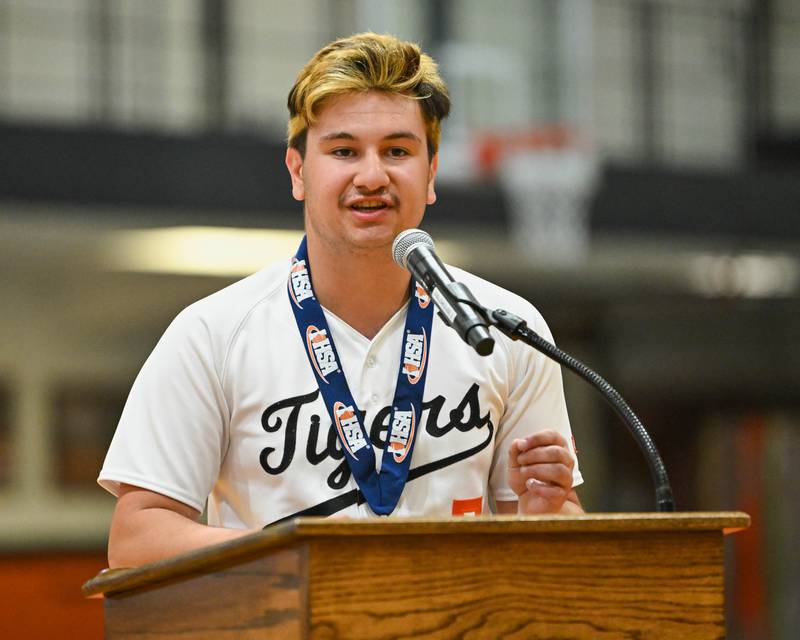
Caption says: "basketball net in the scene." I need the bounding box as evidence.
[478,127,600,264]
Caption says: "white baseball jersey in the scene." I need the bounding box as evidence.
[99,258,583,527]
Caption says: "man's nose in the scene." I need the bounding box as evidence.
[353,152,390,191]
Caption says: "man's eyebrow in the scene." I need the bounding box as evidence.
[319,131,355,142]
[384,131,422,144]
[318,131,422,144]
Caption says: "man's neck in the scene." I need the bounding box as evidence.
[307,239,411,340]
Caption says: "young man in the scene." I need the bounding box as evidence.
[100,33,583,568]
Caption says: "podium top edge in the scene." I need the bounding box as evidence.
[283,512,751,536]
[83,511,749,598]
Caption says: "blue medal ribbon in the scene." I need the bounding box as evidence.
[287,236,433,515]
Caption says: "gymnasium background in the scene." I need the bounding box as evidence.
[1,1,798,638]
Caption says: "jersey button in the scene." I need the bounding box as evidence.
[366,356,376,368]
[370,393,379,403]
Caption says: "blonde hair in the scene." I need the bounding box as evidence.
[287,32,450,158]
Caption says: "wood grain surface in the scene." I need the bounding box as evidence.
[103,547,305,639]
[307,531,726,639]
[83,513,749,598]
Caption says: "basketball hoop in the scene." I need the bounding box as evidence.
[480,126,600,264]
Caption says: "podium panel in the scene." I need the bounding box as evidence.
[84,513,749,639]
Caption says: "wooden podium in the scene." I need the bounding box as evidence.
[83,513,749,639]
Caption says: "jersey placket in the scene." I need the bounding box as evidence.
[359,331,395,473]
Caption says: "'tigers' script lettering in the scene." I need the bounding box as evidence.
[259,384,492,490]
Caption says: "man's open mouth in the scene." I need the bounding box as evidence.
[350,200,389,212]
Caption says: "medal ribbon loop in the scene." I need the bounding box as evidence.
[287,236,433,515]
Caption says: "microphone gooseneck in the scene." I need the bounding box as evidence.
[391,228,675,512]
[491,308,674,512]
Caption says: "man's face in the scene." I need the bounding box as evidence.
[285,91,438,257]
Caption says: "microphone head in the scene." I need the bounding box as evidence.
[392,229,434,269]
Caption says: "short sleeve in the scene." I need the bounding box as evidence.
[488,311,583,503]
[98,308,229,512]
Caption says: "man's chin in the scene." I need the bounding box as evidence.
[344,227,398,253]
[306,218,420,257]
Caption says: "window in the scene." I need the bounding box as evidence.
[52,383,127,489]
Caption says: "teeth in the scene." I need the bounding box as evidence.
[353,201,386,211]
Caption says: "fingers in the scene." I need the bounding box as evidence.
[516,444,573,468]
[523,479,568,500]
[516,429,569,453]
[517,462,573,489]
[516,480,570,515]
[507,438,524,469]
[507,430,575,495]
[510,431,574,474]
[506,430,577,514]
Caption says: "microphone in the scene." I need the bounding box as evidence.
[392,229,494,356]
[394,231,674,512]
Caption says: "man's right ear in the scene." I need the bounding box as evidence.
[285,147,305,201]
